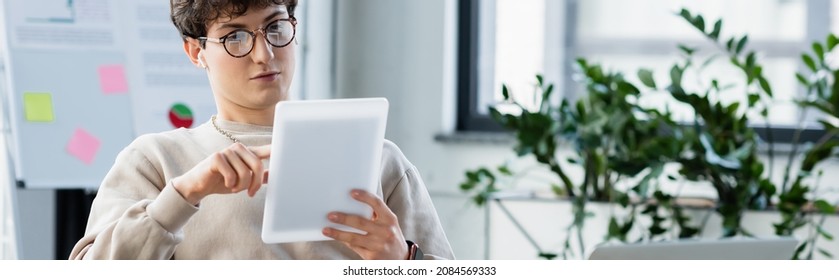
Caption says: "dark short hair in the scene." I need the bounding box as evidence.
[170,0,298,41]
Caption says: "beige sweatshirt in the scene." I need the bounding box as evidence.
[69,119,455,260]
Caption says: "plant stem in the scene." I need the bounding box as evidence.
[813,129,838,148]
[782,108,809,194]
[764,118,775,185]
[546,156,575,197]
[573,197,588,258]
[805,214,817,260]
[576,225,585,258]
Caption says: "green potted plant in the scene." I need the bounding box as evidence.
[461,8,838,260]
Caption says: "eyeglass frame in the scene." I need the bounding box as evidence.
[198,16,298,58]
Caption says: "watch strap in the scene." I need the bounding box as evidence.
[406,240,423,260]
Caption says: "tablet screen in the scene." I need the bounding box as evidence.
[261,98,388,243]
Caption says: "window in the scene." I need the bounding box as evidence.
[458,0,561,131]
[458,0,833,141]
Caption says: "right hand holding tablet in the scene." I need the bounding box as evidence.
[172,143,271,205]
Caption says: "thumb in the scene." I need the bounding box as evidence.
[249,145,272,159]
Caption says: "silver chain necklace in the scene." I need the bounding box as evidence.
[211,115,240,143]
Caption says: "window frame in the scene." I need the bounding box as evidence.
[456,0,832,143]
[456,0,502,131]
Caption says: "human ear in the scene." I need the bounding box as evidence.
[183,39,205,69]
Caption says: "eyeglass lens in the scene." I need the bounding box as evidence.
[224,20,294,57]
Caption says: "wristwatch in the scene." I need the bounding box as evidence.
[406,240,424,260]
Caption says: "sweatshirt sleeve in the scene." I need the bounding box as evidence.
[385,166,456,260]
[69,145,199,260]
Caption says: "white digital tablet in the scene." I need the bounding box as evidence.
[261,98,389,243]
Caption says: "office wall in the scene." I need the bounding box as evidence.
[335,0,499,259]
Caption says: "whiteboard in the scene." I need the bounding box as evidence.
[0,0,217,189]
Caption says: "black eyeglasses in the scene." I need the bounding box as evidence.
[199,17,297,58]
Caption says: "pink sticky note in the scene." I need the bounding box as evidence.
[97,64,128,94]
[66,128,101,165]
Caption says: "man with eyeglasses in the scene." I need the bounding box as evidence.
[69,0,454,260]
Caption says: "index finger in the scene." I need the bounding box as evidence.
[350,189,396,222]
[248,145,271,159]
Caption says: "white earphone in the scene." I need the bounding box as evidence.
[198,51,207,69]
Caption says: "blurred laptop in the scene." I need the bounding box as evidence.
[587,237,798,260]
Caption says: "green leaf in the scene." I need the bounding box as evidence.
[544,84,554,99]
[819,120,837,130]
[730,57,741,68]
[813,42,825,62]
[832,71,839,106]
[678,9,692,23]
[817,225,835,241]
[465,171,478,182]
[498,165,512,176]
[828,34,839,51]
[748,93,760,107]
[478,168,495,180]
[620,218,634,235]
[802,54,817,71]
[793,243,807,259]
[801,140,839,171]
[670,65,683,89]
[736,35,749,55]
[538,252,558,260]
[758,76,773,97]
[502,84,510,100]
[551,184,565,197]
[693,15,705,32]
[796,100,833,117]
[745,52,756,69]
[616,192,630,207]
[638,69,656,88]
[540,84,554,113]
[536,74,544,86]
[796,73,809,86]
[709,19,722,40]
[649,225,667,235]
[678,44,696,56]
[575,58,588,71]
[619,81,640,94]
[701,54,719,69]
[679,227,700,238]
[814,200,835,214]
[818,248,834,258]
[489,107,509,128]
[608,217,621,237]
[472,195,486,206]
[726,38,736,52]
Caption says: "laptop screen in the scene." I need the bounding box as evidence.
[587,237,798,260]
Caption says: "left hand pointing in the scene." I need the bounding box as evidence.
[322,189,409,260]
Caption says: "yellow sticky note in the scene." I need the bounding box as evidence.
[23,92,54,122]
